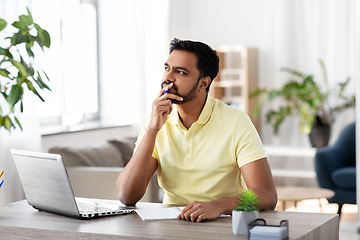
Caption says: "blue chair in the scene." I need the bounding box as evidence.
[314,122,356,215]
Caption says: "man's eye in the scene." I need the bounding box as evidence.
[178,70,186,75]
[165,67,170,71]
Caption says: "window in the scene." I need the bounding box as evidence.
[32,0,99,128]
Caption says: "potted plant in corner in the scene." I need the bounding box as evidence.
[232,189,259,235]
[251,60,355,147]
[0,7,51,132]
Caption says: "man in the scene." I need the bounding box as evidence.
[116,38,277,222]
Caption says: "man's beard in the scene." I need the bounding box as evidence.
[161,79,200,104]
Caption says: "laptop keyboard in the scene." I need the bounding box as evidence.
[76,202,133,218]
[77,202,112,213]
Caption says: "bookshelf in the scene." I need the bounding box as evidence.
[209,45,259,130]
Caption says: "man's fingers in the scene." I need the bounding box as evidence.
[190,209,202,222]
[196,213,205,223]
[157,83,173,97]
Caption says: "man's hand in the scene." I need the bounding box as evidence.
[149,83,182,131]
[177,200,224,223]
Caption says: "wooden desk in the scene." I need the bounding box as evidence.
[0,198,339,240]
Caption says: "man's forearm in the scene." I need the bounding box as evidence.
[252,187,278,211]
[215,187,277,215]
[116,127,159,205]
[178,189,277,223]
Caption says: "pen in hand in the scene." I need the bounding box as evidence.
[163,85,169,95]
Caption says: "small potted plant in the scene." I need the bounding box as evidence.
[232,189,259,235]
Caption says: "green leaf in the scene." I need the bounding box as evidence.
[34,78,51,91]
[34,28,51,49]
[14,116,23,131]
[26,7,34,24]
[13,31,28,45]
[234,189,259,212]
[7,85,23,108]
[1,92,8,100]
[41,29,51,48]
[41,68,50,82]
[34,36,44,50]
[0,48,13,59]
[21,56,34,76]
[34,71,51,90]
[19,14,32,26]
[0,69,10,77]
[12,21,26,31]
[24,79,45,102]
[11,60,27,77]
[0,18,7,31]
[26,36,35,50]
[3,115,15,130]
[26,47,34,58]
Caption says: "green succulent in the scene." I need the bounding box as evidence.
[234,189,259,212]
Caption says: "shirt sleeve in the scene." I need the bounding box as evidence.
[235,113,267,168]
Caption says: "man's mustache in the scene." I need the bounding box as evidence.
[161,81,178,93]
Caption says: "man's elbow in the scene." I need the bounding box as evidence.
[117,183,143,206]
[118,192,138,206]
[267,191,278,210]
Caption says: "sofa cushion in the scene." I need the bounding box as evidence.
[108,138,136,165]
[49,142,125,167]
[331,167,356,190]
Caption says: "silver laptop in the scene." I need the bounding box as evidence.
[11,149,133,219]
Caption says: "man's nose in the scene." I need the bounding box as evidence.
[164,69,175,83]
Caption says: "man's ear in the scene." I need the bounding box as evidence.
[199,76,211,91]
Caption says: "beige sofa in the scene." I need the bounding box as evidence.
[49,138,162,203]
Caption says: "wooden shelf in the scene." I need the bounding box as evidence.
[209,45,259,131]
[212,80,244,88]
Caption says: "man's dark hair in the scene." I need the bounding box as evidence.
[169,38,219,92]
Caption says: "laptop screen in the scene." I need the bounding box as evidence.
[11,149,80,218]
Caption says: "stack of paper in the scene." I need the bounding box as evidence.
[249,226,288,240]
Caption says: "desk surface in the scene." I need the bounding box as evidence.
[0,198,339,240]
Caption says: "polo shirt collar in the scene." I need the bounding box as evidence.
[168,96,215,126]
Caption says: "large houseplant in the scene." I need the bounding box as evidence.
[251,60,355,147]
[232,189,259,235]
[0,7,51,132]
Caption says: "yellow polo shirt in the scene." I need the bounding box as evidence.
[135,96,267,205]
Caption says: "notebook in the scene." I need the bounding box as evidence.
[11,149,133,219]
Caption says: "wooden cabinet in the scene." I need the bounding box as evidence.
[209,45,259,130]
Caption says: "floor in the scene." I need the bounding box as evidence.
[275,199,359,240]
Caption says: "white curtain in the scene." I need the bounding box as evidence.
[0,0,43,206]
[98,0,169,133]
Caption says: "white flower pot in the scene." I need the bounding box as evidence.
[232,210,259,235]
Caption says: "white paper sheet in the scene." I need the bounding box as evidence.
[135,207,183,221]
